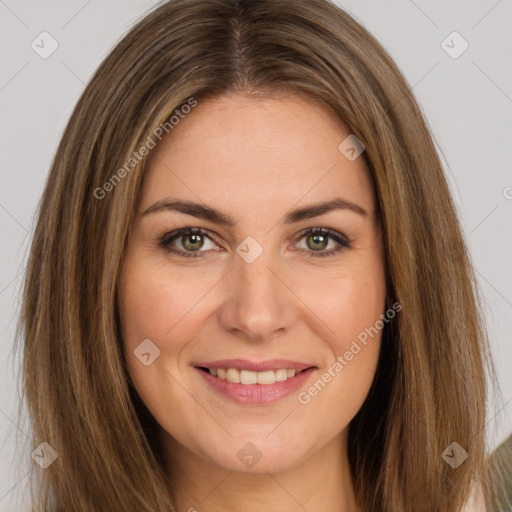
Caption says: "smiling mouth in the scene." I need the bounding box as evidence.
[197,366,311,385]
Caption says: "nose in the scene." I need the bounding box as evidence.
[217,244,298,342]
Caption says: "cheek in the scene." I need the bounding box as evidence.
[117,261,191,404]
[118,261,203,350]
[117,261,200,426]
[297,293,384,438]
[310,258,386,349]
[318,283,383,371]
[298,258,385,416]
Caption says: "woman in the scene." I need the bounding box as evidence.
[18,0,501,510]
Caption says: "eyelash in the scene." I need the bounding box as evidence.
[157,226,352,259]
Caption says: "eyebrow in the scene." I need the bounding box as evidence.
[141,197,368,226]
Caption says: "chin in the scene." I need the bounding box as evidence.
[198,434,311,475]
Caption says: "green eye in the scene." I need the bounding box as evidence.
[305,231,329,251]
[159,228,213,258]
[297,228,351,258]
[181,232,205,252]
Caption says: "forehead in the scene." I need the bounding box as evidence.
[140,93,375,219]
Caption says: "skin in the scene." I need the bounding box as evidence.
[117,92,386,512]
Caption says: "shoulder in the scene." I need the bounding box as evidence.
[489,433,512,511]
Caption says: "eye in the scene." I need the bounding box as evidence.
[158,227,218,258]
[294,227,351,258]
[157,226,351,259]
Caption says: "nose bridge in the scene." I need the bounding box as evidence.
[218,238,295,340]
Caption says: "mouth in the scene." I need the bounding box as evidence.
[196,366,309,385]
[194,359,317,404]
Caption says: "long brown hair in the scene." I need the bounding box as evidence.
[17,0,499,510]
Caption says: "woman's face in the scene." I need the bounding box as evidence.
[118,93,386,475]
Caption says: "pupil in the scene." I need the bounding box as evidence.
[184,234,203,251]
[309,233,327,251]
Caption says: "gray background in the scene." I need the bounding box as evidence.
[1,0,511,509]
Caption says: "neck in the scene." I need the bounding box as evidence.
[161,429,361,512]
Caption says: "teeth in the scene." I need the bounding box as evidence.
[240,369,257,384]
[207,367,302,385]
[256,370,275,385]
[275,369,288,382]
[226,368,240,383]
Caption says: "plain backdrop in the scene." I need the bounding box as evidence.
[1,0,511,510]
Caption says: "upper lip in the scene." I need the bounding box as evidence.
[194,359,316,372]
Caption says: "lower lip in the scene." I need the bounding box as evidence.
[195,367,316,405]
